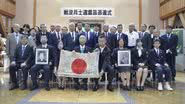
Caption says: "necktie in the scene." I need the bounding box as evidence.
[168,34,170,40]
[73,32,75,41]
[57,32,60,40]
[22,46,25,56]
[157,49,159,55]
[80,47,84,53]
[16,33,19,44]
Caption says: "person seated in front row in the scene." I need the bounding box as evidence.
[9,35,34,90]
[93,35,115,92]
[73,35,92,90]
[112,38,131,91]
[148,39,173,91]
[30,35,57,91]
[131,39,148,91]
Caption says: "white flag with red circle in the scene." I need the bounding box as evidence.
[57,50,100,78]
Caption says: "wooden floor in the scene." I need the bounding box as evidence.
[0,72,185,104]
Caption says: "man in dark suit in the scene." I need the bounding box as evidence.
[63,22,79,51]
[81,23,96,49]
[76,22,83,34]
[30,35,57,91]
[36,24,51,46]
[94,25,101,45]
[116,24,128,48]
[138,24,151,51]
[161,25,178,81]
[152,29,165,50]
[9,35,34,90]
[102,24,115,51]
[93,35,115,92]
[148,25,156,49]
[73,35,92,90]
[50,24,56,34]
[50,25,64,65]
[148,39,173,91]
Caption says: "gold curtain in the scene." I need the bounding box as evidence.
[178,12,185,28]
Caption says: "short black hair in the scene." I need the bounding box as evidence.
[136,38,142,44]
[23,24,30,29]
[166,25,173,29]
[153,39,160,44]
[117,24,123,27]
[77,22,83,25]
[149,25,156,29]
[98,35,106,39]
[142,24,147,28]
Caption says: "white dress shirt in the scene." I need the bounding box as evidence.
[126,31,139,47]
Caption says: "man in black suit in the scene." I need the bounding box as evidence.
[30,35,57,91]
[93,35,115,92]
[50,24,56,34]
[76,22,83,34]
[81,23,96,49]
[102,24,115,51]
[63,22,79,51]
[36,24,51,46]
[161,25,178,81]
[73,35,92,90]
[150,29,165,50]
[51,25,63,65]
[116,24,128,48]
[9,35,34,90]
[138,24,151,51]
[148,39,173,91]
[148,25,156,49]
[94,25,101,45]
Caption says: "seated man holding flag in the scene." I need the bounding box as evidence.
[93,35,115,92]
[73,35,92,90]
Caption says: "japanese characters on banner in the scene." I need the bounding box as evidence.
[61,7,114,17]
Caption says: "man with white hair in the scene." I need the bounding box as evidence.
[125,23,139,49]
[63,22,79,51]
[6,24,23,89]
[6,24,23,62]
[51,24,63,65]
[73,35,91,90]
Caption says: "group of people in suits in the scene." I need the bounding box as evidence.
[6,22,178,92]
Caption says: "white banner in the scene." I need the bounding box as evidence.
[57,50,100,78]
[61,7,114,17]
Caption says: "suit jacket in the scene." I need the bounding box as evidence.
[36,45,57,66]
[97,46,111,71]
[74,45,92,53]
[102,32,116,51]
[81,31,96,49]
[94,31,101,44]
[161,34,178,56]
[13,44,34,65]
[36,32,51,46]
[50,32,64,51]
[115,32,128,48]
[6,32,22,61]
[148,49,167,69]
[138,32,151,50]
[63,32,79,51]
[131,48,148,66]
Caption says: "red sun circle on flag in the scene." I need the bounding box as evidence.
[71,58,87,74]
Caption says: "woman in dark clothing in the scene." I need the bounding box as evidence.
[131,39,148,91]
[112,38,131,91]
